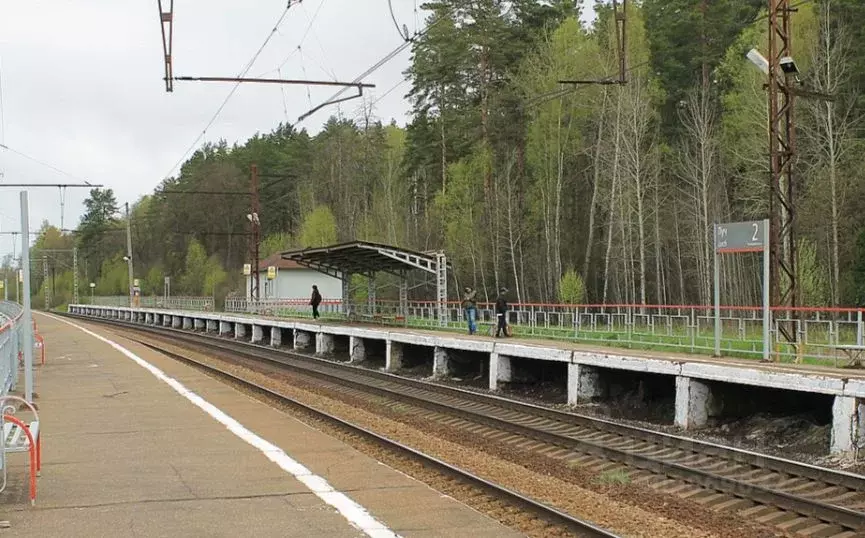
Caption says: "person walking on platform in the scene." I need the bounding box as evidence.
[310,285,322,320]
[462,286,478,335]
[495,287,510,338]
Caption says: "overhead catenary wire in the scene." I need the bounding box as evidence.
[0,143,94,186]
[161,1,299,180]
[388,0,410,41]
[297,6,453,123]
[267,0,328,77]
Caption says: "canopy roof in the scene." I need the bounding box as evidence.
[280,241,445,279]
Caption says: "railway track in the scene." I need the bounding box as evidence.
[71,314,865,537]
[66,314,618,538]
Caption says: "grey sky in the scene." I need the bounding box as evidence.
[0,1,595,259]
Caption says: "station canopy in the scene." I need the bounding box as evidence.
[280,241,445,279]
[280,241,450,325]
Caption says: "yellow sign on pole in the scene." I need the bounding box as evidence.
[242,264,252,276]
[0,281,4,290]
[267,266,276,280]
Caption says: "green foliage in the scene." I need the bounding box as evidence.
[260,232,293,258]
[351,274,369,303]
[558,269,586,305]
[144,265,164,297]
[97,255,129,295]
[595,468,631,486]
[434,149,487,275]
[849,229,865,306]
[181,239,209,295]
[61,1,865,309]
[298,206,338,248]
[798,239,829,306]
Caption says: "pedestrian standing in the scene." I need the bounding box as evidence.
[495,287,509,338]
[462,286,478,335]
[310,285,322,320]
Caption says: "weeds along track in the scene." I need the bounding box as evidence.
[71,314,865,537]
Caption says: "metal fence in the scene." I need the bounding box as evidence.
[86,293,865,365]
[92,296,215,311]
[0,301,23,398]
[224,297,344,319]
[221,297,865,365]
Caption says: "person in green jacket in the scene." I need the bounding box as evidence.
[462,286,478,335]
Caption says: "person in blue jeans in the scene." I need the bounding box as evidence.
[462,286,477,335]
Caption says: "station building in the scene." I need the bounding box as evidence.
[245,252,342,301]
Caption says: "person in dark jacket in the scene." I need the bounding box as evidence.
[310,285,322,320]
[462,286,478,335]
[495,287,509,337]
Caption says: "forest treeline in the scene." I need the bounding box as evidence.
[4,0,865,308]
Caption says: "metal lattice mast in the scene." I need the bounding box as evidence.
[248,165,261,303]
[767,0,798,351]
[158,0,175,92]
[436,252,448,327]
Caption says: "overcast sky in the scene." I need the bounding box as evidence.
[0,1,595,260]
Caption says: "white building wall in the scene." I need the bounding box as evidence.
[248,269,342,301]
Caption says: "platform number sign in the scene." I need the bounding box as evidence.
[713,219,770,361]
[715,220,765,252]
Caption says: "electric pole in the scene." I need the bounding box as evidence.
[125,202,134,306]
[20,192,34,403]
[43,255,49,310]
[767,0,798,357]
[248,165,261,303]
[73,246,79,305]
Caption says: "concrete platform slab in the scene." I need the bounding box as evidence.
[0,313,520,538]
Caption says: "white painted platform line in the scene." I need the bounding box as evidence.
[43,313,400,538]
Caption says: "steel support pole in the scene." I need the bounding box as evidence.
[763,219,771,362]
[367,273,376,316]
[43,256,49,310]
[20,192,34,402]
[713,224,721,357]
[125,202,134,307]
[73,246,79,305]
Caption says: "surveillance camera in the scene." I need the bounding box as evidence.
[779,56,799,75]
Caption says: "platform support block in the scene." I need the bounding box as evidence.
[194,318,205,331]
[489,353,512,391]
[433,346,450,378]
[206,320,217,333]
[182,317,193,330]
[567,363,603,405]
[350,336,366,363]
[271,328,282,347]
[294,330,312,350]
[252,325,264,344]
[316,333,334,355]
[675,376,712,429]
[172,316,182,329]
[386,340,403,372]
[235,323,247,340]
[831,396,863,456]
[219,321,232,335]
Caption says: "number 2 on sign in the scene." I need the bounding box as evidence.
[752,222,759,242]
